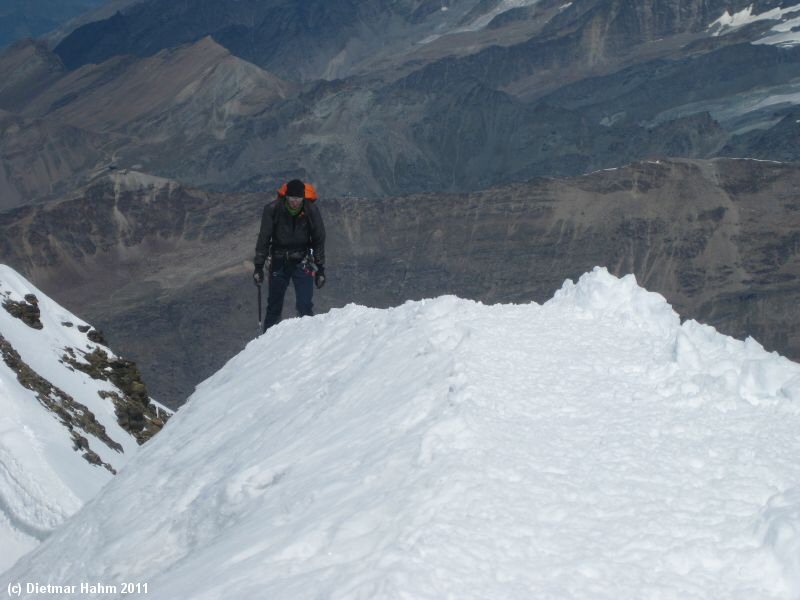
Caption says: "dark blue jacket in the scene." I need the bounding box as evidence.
[253,198,325,268]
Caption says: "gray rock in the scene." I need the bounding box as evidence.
[1,158,798,407]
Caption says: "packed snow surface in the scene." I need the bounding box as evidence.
[0,266,145,573]
[5,268,800,598]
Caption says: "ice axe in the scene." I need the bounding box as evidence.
[256,281,263,335]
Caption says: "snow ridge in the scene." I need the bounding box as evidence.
[4,268,800,598]
[0,265,169,574]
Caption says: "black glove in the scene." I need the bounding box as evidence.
[314,265,326,289]
[253,265,265,286]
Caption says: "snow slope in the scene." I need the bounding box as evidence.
[4,268,800,598]
[0,265,168,573]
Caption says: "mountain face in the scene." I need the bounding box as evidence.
[0,1,799,404]
[51,0,508,77]
[0,0,106,49]
[0,37,290,207]
[42,0,148,48]
[0,108,110,211]
[21,36,292,136]
[4,269,800,597]
[0,265,170,573]
[0,39,64,111]
[0,158,797,407]
[47,0,785,80]
[1,0,799,204]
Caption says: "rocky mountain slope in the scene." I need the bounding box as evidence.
[1,0,799,204]
[0,108,110,211]
[0,264,170,572]
[0,0,798,405]
[0,0,105,49]
[0,37,291,207]
[0,158,797,407]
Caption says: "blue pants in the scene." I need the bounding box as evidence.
[263,259,314,332]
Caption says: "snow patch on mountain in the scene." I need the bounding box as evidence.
[646,79,800,134]
[710,3,800,47]
[0,265,169,574]
[710,5,784,30]
[3,267,800,598]
[756,11,800,47]
[460,0,542,31]
[419,0,542,44]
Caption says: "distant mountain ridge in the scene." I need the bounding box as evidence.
[0,0,799,408]
[0,0,798,205]
[0,37,290,209]
[0,0,106,49]
[0,158,797,407]
[0,0,798,204]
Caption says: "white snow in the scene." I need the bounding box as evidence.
[710,5,783,30]
[419,0,541,44]
[645,78,800,135]
[756,12,800,47]
[4,267,800,598]
[0,266,158,573]
[459,0,542,32]
[710,3,800,47]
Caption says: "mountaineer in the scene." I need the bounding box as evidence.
[253,179,326,332]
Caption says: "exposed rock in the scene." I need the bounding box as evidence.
[1,158,799,407]
[70,431,116,474]
[0,332,120,472]
[87,328,108,345]
[1,1,798,206]
[0,40,65,110]
[0,109,110,210]
[62,346,169,444]
[2,293,43,329]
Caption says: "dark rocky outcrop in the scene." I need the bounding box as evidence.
[2,293,43,329]
[86,328,108,345]
[0,333,119,472]
[61,346,169,444]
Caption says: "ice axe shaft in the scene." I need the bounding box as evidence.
[257,283,262,334]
